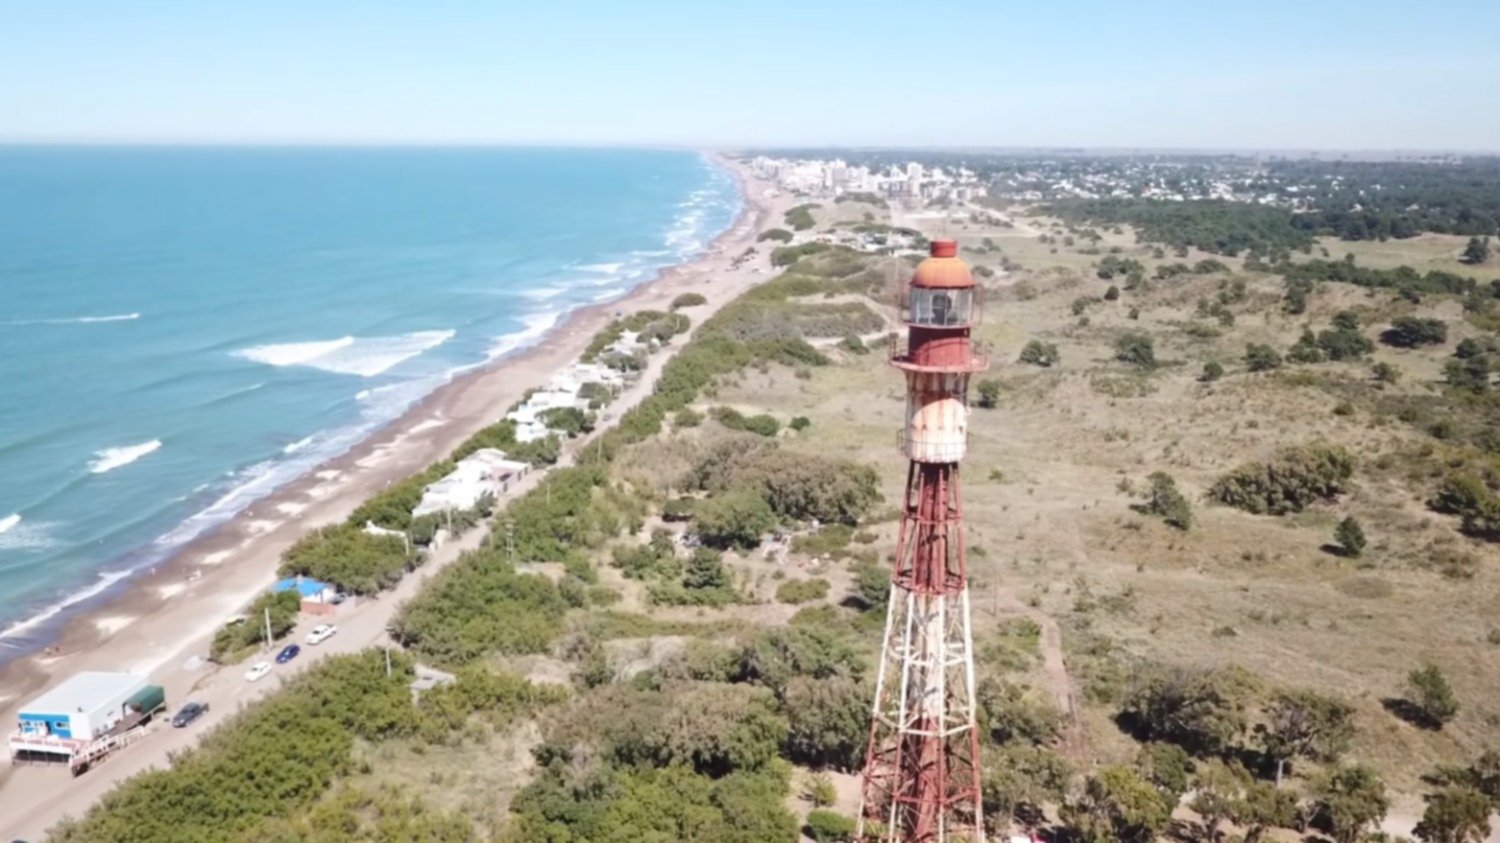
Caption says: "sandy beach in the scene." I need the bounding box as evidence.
[0,154,791,838]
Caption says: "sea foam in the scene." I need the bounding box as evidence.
[235,330,455,378]
[88,440,162,474]
[4,312,141,326]
[0,513,18,535]
[0,569,131,643]
[487,311,563,361]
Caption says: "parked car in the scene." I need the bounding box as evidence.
[275,643,301,664]
[305,623,337,645]
[171,701,209,728]
[245,661,272,682]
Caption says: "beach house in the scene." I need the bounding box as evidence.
[10,671,165,770]
[412,448,528,516]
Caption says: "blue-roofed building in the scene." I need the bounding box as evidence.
[271,576,335,603]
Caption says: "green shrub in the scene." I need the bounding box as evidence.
[1245,343,1284,372]
[1210,444,1355,515]
[694,488,776,549]
[758,227,794,243]
[785,204,820,231]
[1114,333,1156,368]
[671,291,708,310]
[776,578,831,604]
[1201,361,1224,382]
[1018,340,1060,368]
[209,590,301,662]
[1383,317,1448,348]
[806,809,858,842]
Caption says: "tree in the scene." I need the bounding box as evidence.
[694,489,775,549]
[1115,333,1156,368]
[1461,236,1490,265]
[978,678,1061,746]
[1120,667,1253,757]
[1017,340,1060,368]
[682,547,730,591]
[1141,472,1193,530]
[1201,360,1224,382]
[1334,516,1367,558]
[976,378,1002,408]
[1414,787,1492,843]
[1406,664,1460,728]
[1383,317,1448,348]
[1332,310,1362,331]
[784,674,868,771]
[1244,343,1283,372]
[1257,690,1356,786]
[1313,764,1390,843]
[1105,285,1121,301]
[1061,765,1171,843]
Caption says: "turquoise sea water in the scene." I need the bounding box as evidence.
[0,147,739,654]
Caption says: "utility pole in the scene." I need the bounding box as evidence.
[384,646,392,678]
[263,606,272,651]
[503,519,516,565]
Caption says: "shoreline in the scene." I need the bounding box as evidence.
[0,153,770,714]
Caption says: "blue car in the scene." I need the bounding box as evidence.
[275,643,301,664]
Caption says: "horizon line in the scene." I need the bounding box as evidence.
[2,139,1499,158]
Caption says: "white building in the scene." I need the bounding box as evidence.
[413,449,529,516]
[12,672,154,750]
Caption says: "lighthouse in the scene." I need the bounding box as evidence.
[858,239,986,842]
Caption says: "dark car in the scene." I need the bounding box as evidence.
[275,643,301,664]
[171,701,209,728]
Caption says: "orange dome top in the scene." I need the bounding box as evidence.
[912,239,973,289]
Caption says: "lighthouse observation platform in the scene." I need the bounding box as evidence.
[888,336,988,373]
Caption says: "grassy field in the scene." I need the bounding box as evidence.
[711,201,1500,838]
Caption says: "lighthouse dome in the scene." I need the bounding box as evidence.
[911,239,973,289]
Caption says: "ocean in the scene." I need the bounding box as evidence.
[0,146,740,655]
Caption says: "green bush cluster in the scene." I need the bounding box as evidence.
[775,578,831,605]
[784,203,820,231]
[52,652,562,843]
[671,291,709,309]
[713,405,782,437]
[1210,444,1355,515]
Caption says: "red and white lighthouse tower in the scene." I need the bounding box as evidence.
[859,239,986,842]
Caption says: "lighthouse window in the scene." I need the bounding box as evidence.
[907,288,973,327]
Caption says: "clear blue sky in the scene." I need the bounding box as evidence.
[3,0,1497,150]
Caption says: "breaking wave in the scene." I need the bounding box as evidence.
[234,330,455,378]
[88,440,162,474]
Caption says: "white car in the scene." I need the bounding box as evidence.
[305,624,337,646]
[245,661,272,682]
